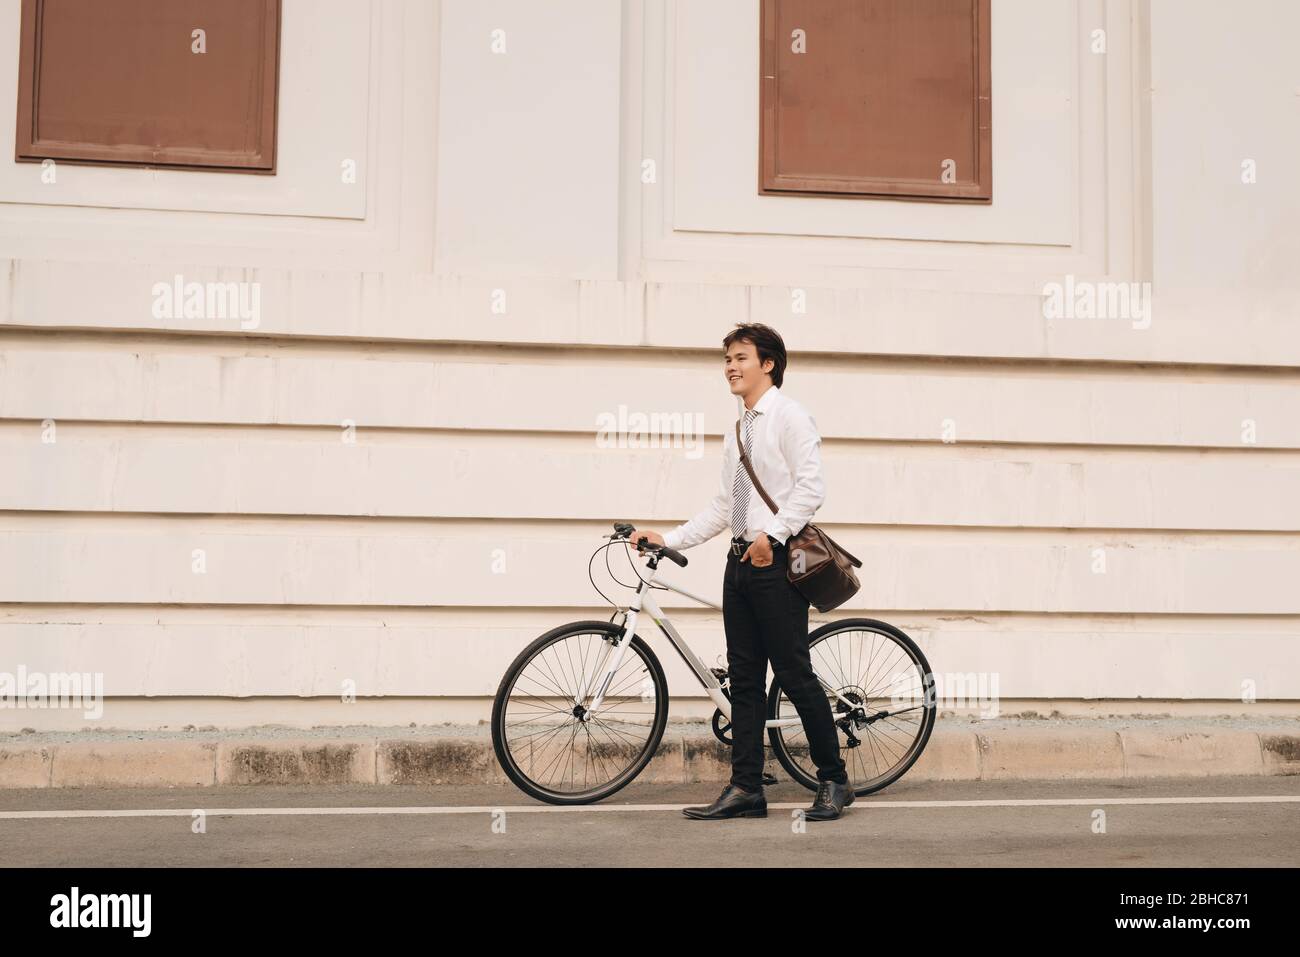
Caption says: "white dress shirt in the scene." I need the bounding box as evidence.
[663,386,826,550]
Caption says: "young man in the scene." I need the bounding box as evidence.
[627,323,853,822]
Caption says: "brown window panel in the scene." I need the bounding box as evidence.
[16,0,280,173]
[760,0,991,202]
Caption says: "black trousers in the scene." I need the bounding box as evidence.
[722,540,848,792]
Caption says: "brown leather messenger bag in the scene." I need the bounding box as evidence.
[735,419,863,613]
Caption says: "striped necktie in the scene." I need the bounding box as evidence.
[731,408,758,539]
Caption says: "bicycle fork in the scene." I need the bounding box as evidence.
[581,618,734,723]
[580,580,730,720]
[576,610,639,719]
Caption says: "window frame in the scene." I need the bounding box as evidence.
[14,0,282,174]
[759,0,992,202]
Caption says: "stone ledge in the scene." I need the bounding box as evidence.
[3,722,1296,790]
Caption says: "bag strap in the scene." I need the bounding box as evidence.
[736,419,780,515]
[736,420,863,568]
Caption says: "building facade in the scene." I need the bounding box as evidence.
[1,0,1298,732]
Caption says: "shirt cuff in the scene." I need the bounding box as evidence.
[761,522,789,545]
[662,528,684,550]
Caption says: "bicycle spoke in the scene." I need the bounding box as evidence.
[604,664,650,701]
[531,722,582,784]
[587,715,650,749]
[584,719,644,778]
[530,651,577,702]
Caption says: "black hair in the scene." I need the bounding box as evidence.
[722,323,787,388]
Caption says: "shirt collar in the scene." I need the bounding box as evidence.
[748,385,781,416]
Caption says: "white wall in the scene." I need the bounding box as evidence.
[0,0,1297,732]
[434,0,623,278]
[1148,0,1300,315]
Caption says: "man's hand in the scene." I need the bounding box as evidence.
[624,529,665,552]
[741,536,773,567]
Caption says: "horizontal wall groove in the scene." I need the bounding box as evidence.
[4,602,1300,623]
[3,510,1300,536]
[4,417,1300,455]
[4,325,1300,378]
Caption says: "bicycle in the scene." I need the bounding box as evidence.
[491,522,937,805]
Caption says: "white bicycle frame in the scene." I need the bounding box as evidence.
[581,550,865,725]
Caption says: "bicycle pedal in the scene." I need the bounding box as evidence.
[761,772,778,786]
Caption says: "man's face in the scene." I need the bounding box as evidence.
[724,339,773,396]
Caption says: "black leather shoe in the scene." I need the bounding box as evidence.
[682,784,767,820]
[803,780,855,822]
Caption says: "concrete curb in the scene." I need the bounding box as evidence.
[2,723,1298,789]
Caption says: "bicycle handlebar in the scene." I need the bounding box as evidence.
[611,522,688,568]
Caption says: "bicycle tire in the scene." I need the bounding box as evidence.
[767,617,937,797]
[491,620,669,805]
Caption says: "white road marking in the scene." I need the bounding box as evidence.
[1,794,1298,820]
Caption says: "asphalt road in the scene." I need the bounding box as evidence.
[2,776,1298,867]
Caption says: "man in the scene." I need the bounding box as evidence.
[627,323,853,822]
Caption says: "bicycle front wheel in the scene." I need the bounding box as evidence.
[767,617,936,796]
[491,620,669,805]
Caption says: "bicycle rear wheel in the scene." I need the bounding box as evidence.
[491,620,669,805]
[767,617,936,796]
